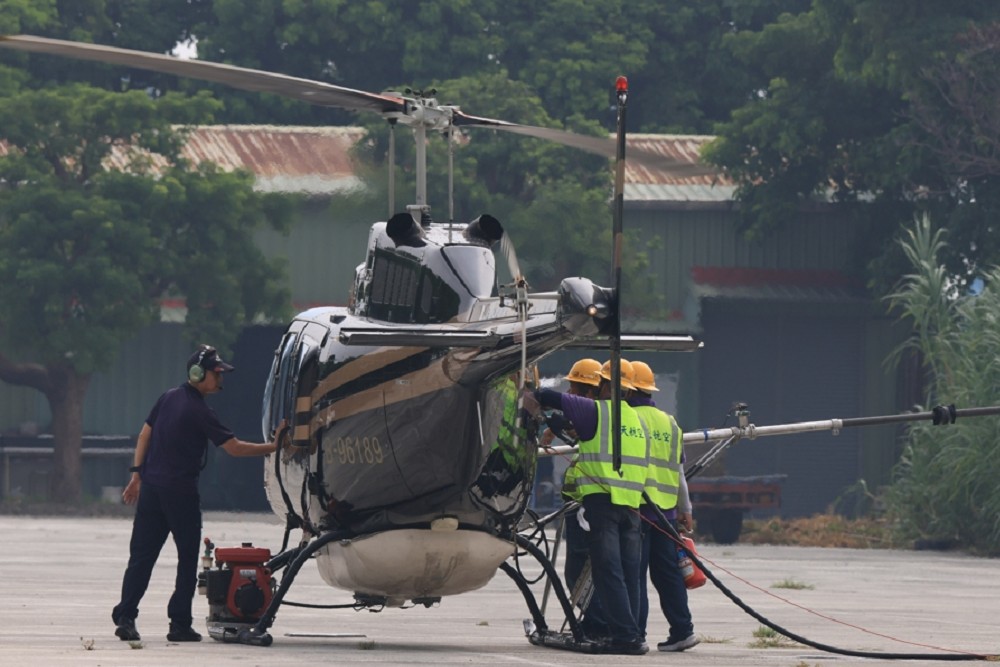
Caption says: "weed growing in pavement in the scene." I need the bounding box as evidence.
[748,625,799,649]
[771,577,814,590]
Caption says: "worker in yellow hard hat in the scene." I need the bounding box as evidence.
[540,358,602,448]
[540,359,606,637]
[523,357,649,654]
[628,360,698,653]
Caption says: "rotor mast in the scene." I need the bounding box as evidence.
[384,91,457,223]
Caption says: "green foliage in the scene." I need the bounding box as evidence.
[0,0,56,34]
[0,84,292,372]
[884,216,1000,554]
[704,1,1000,294]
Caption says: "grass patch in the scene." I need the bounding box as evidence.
[697,634,732,644]
[748,625,799,649]
[358,640,376,650]
[740,514,905,549]
[771,577,814,590]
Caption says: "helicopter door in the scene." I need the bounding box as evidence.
[262,330,319,441]
[290,338,320,449]
[262,332,296,439]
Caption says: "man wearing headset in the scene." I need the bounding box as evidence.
[112,344,282,643]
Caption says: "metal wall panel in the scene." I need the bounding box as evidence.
[623,208,860,327]
[82,323,191,436]
[255,201,374,307]
[697,300,865,518]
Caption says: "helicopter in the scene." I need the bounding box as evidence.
[0,35,706,649]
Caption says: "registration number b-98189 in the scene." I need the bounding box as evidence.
[323,435,385,466]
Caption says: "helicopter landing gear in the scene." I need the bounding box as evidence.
[500,534,602,654]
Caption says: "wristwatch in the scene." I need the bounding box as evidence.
[128,465,142,473]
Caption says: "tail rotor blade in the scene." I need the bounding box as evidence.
[499,232,522,282]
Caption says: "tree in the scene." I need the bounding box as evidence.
[905,23,1000,286]
[0,84,292,502]
[701,1,1000,294]
[0,0,210,91]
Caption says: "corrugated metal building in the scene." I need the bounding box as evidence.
[0,127,908,514]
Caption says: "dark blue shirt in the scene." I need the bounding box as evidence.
[141,383,235,494]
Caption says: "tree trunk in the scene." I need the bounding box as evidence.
[45,368,91,503]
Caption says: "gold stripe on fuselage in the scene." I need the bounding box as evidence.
[310,348,478,437]
[310,346,428,401]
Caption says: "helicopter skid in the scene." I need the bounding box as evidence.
[317,528,514,605]
[525,627,602,654]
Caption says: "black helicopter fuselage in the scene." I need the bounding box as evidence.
[260,214,609,604]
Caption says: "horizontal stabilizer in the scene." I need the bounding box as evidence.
[339,328,500,348]
[563,334,702,352]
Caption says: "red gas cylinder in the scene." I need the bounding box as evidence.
[677,536,707,589]
[214,543,273,620]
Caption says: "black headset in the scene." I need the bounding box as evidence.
[188,345,215,383]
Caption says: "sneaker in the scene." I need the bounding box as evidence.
[166,625,203,642]
[657,634,700,652]
[604,639,649,655]
[114,618,141,641]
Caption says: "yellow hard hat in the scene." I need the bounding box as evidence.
[598,359,636,391]
[564,358,602,387]
[631,361,659,392]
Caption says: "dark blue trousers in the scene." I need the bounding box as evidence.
[112,482,202,628]
[639,517,694,642]
[581,494,642,644]
[564,505,608,637]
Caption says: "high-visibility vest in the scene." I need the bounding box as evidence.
[574,400,648,508]
[562,455,582,501]
[492,376,525,469]
[636,405,682,510]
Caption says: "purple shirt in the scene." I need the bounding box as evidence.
[536,389,599,441]
[140,383,235,494]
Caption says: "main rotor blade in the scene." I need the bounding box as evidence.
[454,110,715,177]
[0,35,405,114]
[0,35,716,177]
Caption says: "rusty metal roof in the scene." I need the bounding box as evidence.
[179,125,365,194]
[623,134,733,203]
[4,126,732,200]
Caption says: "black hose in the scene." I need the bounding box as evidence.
[642,494,997,661]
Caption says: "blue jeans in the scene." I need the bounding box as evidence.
[564,505,607,636]
[112,482,202,627]
[581,494,642,644]
[639,516,694,642]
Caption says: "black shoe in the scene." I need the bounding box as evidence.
[657,634,700,652]
[166,625,202,642]
[604,639,649,655]
[115,618,141,641]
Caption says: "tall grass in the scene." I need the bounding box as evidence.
[884,216,1000,554]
